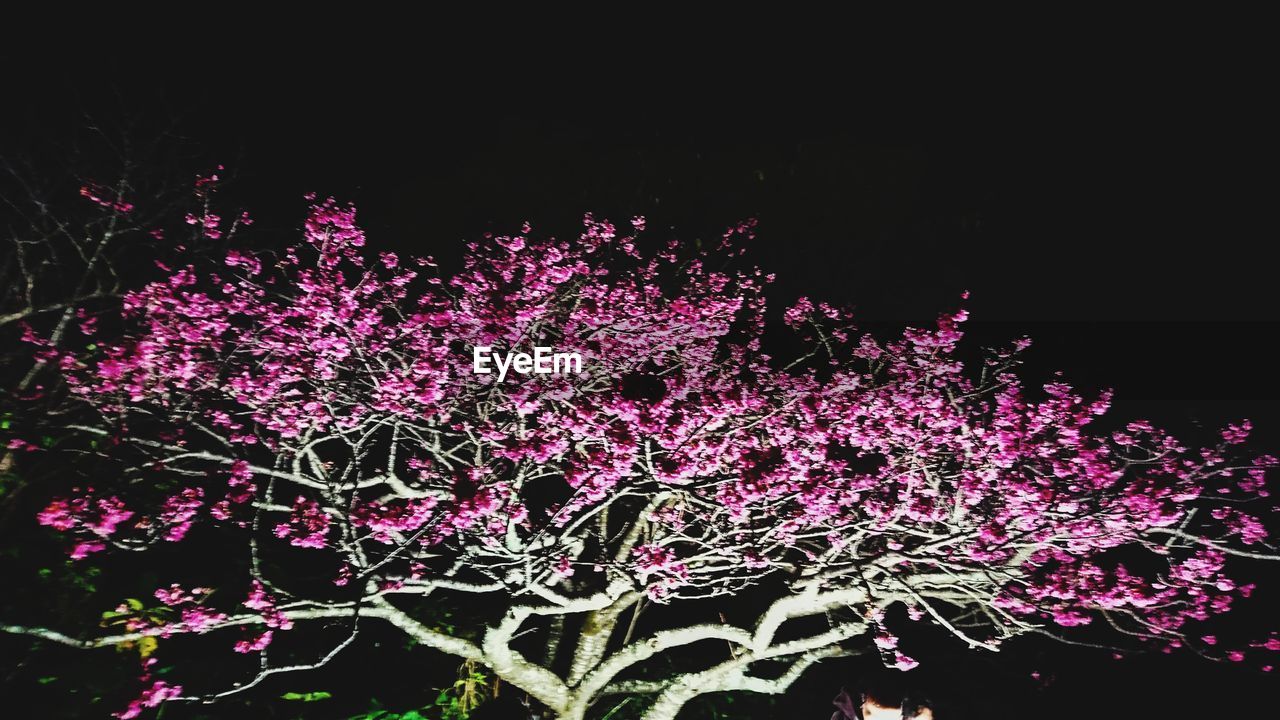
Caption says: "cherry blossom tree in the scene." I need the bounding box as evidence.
[3,198,1278,720]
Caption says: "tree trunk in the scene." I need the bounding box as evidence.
[638,681,702,720]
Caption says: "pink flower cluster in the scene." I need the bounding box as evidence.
[633,544,690,601]
[273,496,330,549]
[244,579,293,631]
[37,490,133,559]
[79,182,135,214]
[115,679,181,719]
[152,584,227,634]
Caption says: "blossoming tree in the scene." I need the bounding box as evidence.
[4,199,1278,719]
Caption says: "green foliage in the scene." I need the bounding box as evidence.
[281,690,334,702]
[35,559,103,594]
[347,698,429,720]
[432,660,488,720]
[347,660,490,720]
[100,596,173,658]
[599,697,635,720]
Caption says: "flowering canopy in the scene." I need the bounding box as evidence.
[9,198,1278,719]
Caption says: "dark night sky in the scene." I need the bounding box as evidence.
[7,49,1275,317]
[4,44,1279,717]
[9,52,1275,435]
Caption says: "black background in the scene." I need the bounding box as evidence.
[3,40,1278,718]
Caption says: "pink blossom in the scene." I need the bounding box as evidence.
[233,630,273,653]
[80,182,135,214]
[273,496,330,549]
[115,680,182,719]
[334,564,353,586]
[874,632,899,650]
[70,541,106,559]
[552,555,575,579]
[893,652,919,671]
